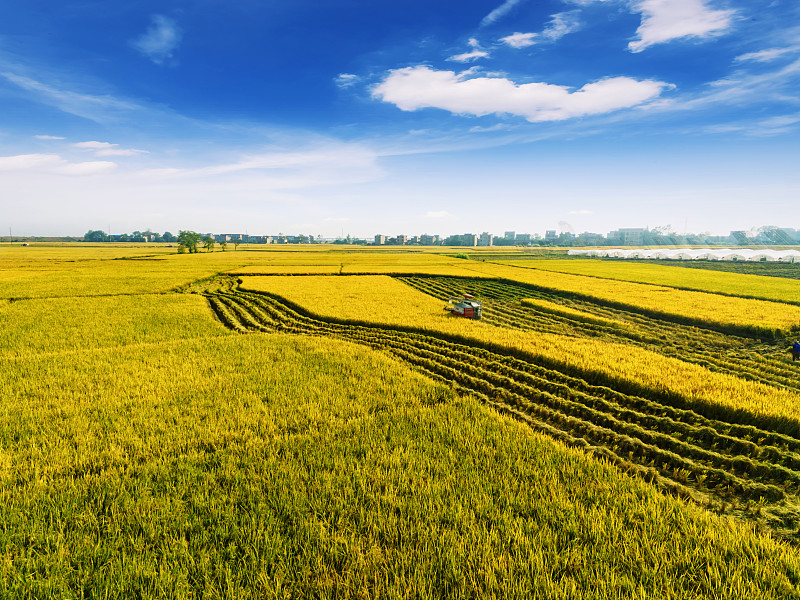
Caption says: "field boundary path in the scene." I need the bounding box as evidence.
[190,275,800,544]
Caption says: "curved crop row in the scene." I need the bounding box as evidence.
[398,276,800,395]
[193,276,800,543]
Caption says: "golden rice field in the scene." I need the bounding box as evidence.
[496,257,800,305]
[3,243,800,598]
[238,275,800,424]
[456,261,800,336]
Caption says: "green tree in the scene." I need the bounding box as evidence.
[220,240,228,251]
[203,235,215,252]
[177,230,201,253]
[83,230,108,242]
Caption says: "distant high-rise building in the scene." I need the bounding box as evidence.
[464,233,478,246]
[478,232,493,246]
[420,234,439,245]
[618,228,646,245]
[516,233,531,244]
[374,234,386,245]
[504,231,516,241]
[545,230,557,240]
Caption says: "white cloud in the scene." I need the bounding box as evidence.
[72,141,148,157]
[501,32,538,49]
[1,72,141,123]
[544,11,582,41]
[96,148,148,157]
[481,0,529,27]
[373,66,671,122]
[0,154,62,171]
[735,47,800,63]
[129,143,383,192]
[501,11,581,49]
[192,147,377,176]
[131,15,182,65]
[73,141,116,150]
[666,58,800,113]
[759,114,800,129]
[0,153,116,175]
[34,135,65,140]
[56,161,117,176]
[469,123,510,132]
[448,50,490,63]
[628,0,735,53]
[707,113,800,136]
[448,39,489,63]
[335,73,360,88]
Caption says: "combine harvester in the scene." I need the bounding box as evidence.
[445,294,483,319]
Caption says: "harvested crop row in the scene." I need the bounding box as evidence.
[399,276,800,394]
[194,277,800,542]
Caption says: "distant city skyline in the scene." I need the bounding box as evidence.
[1,1,798,237]
[12,224,797,247]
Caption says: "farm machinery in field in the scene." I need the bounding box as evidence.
[444,294,483,319]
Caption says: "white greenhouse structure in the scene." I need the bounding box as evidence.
[567,248,800,262]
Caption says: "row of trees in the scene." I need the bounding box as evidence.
[83,230,178,243]
[82,229,240,252]
[176,231,240,253]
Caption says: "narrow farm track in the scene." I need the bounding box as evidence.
[193,276,800,543]
[397,276,800,394]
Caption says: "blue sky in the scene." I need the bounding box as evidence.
[1,0,798,238]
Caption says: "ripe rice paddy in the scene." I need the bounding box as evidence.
[494,257,800,305]
[3,244,800,597]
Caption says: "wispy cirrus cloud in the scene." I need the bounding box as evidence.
[658,57,800,113]
[131,15,182,66]
[704,113,800,137]
[136,143,383,193]
[481,0,529,27]
[628,0,736,53]
[501,32,538,49]
[335,73,360,88]
[373,66,671,122]
[0,153,116,175]
[500,10,582,48]
[735,46,800,63]
[0,71,142,123]
[447,39,489,63]
[34,134,65,140]
[72,141,149,157]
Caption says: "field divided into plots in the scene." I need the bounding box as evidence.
[491,258,800,305]
[198,275,800,543]
[7,246,800,597]
[399,276,799,400]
